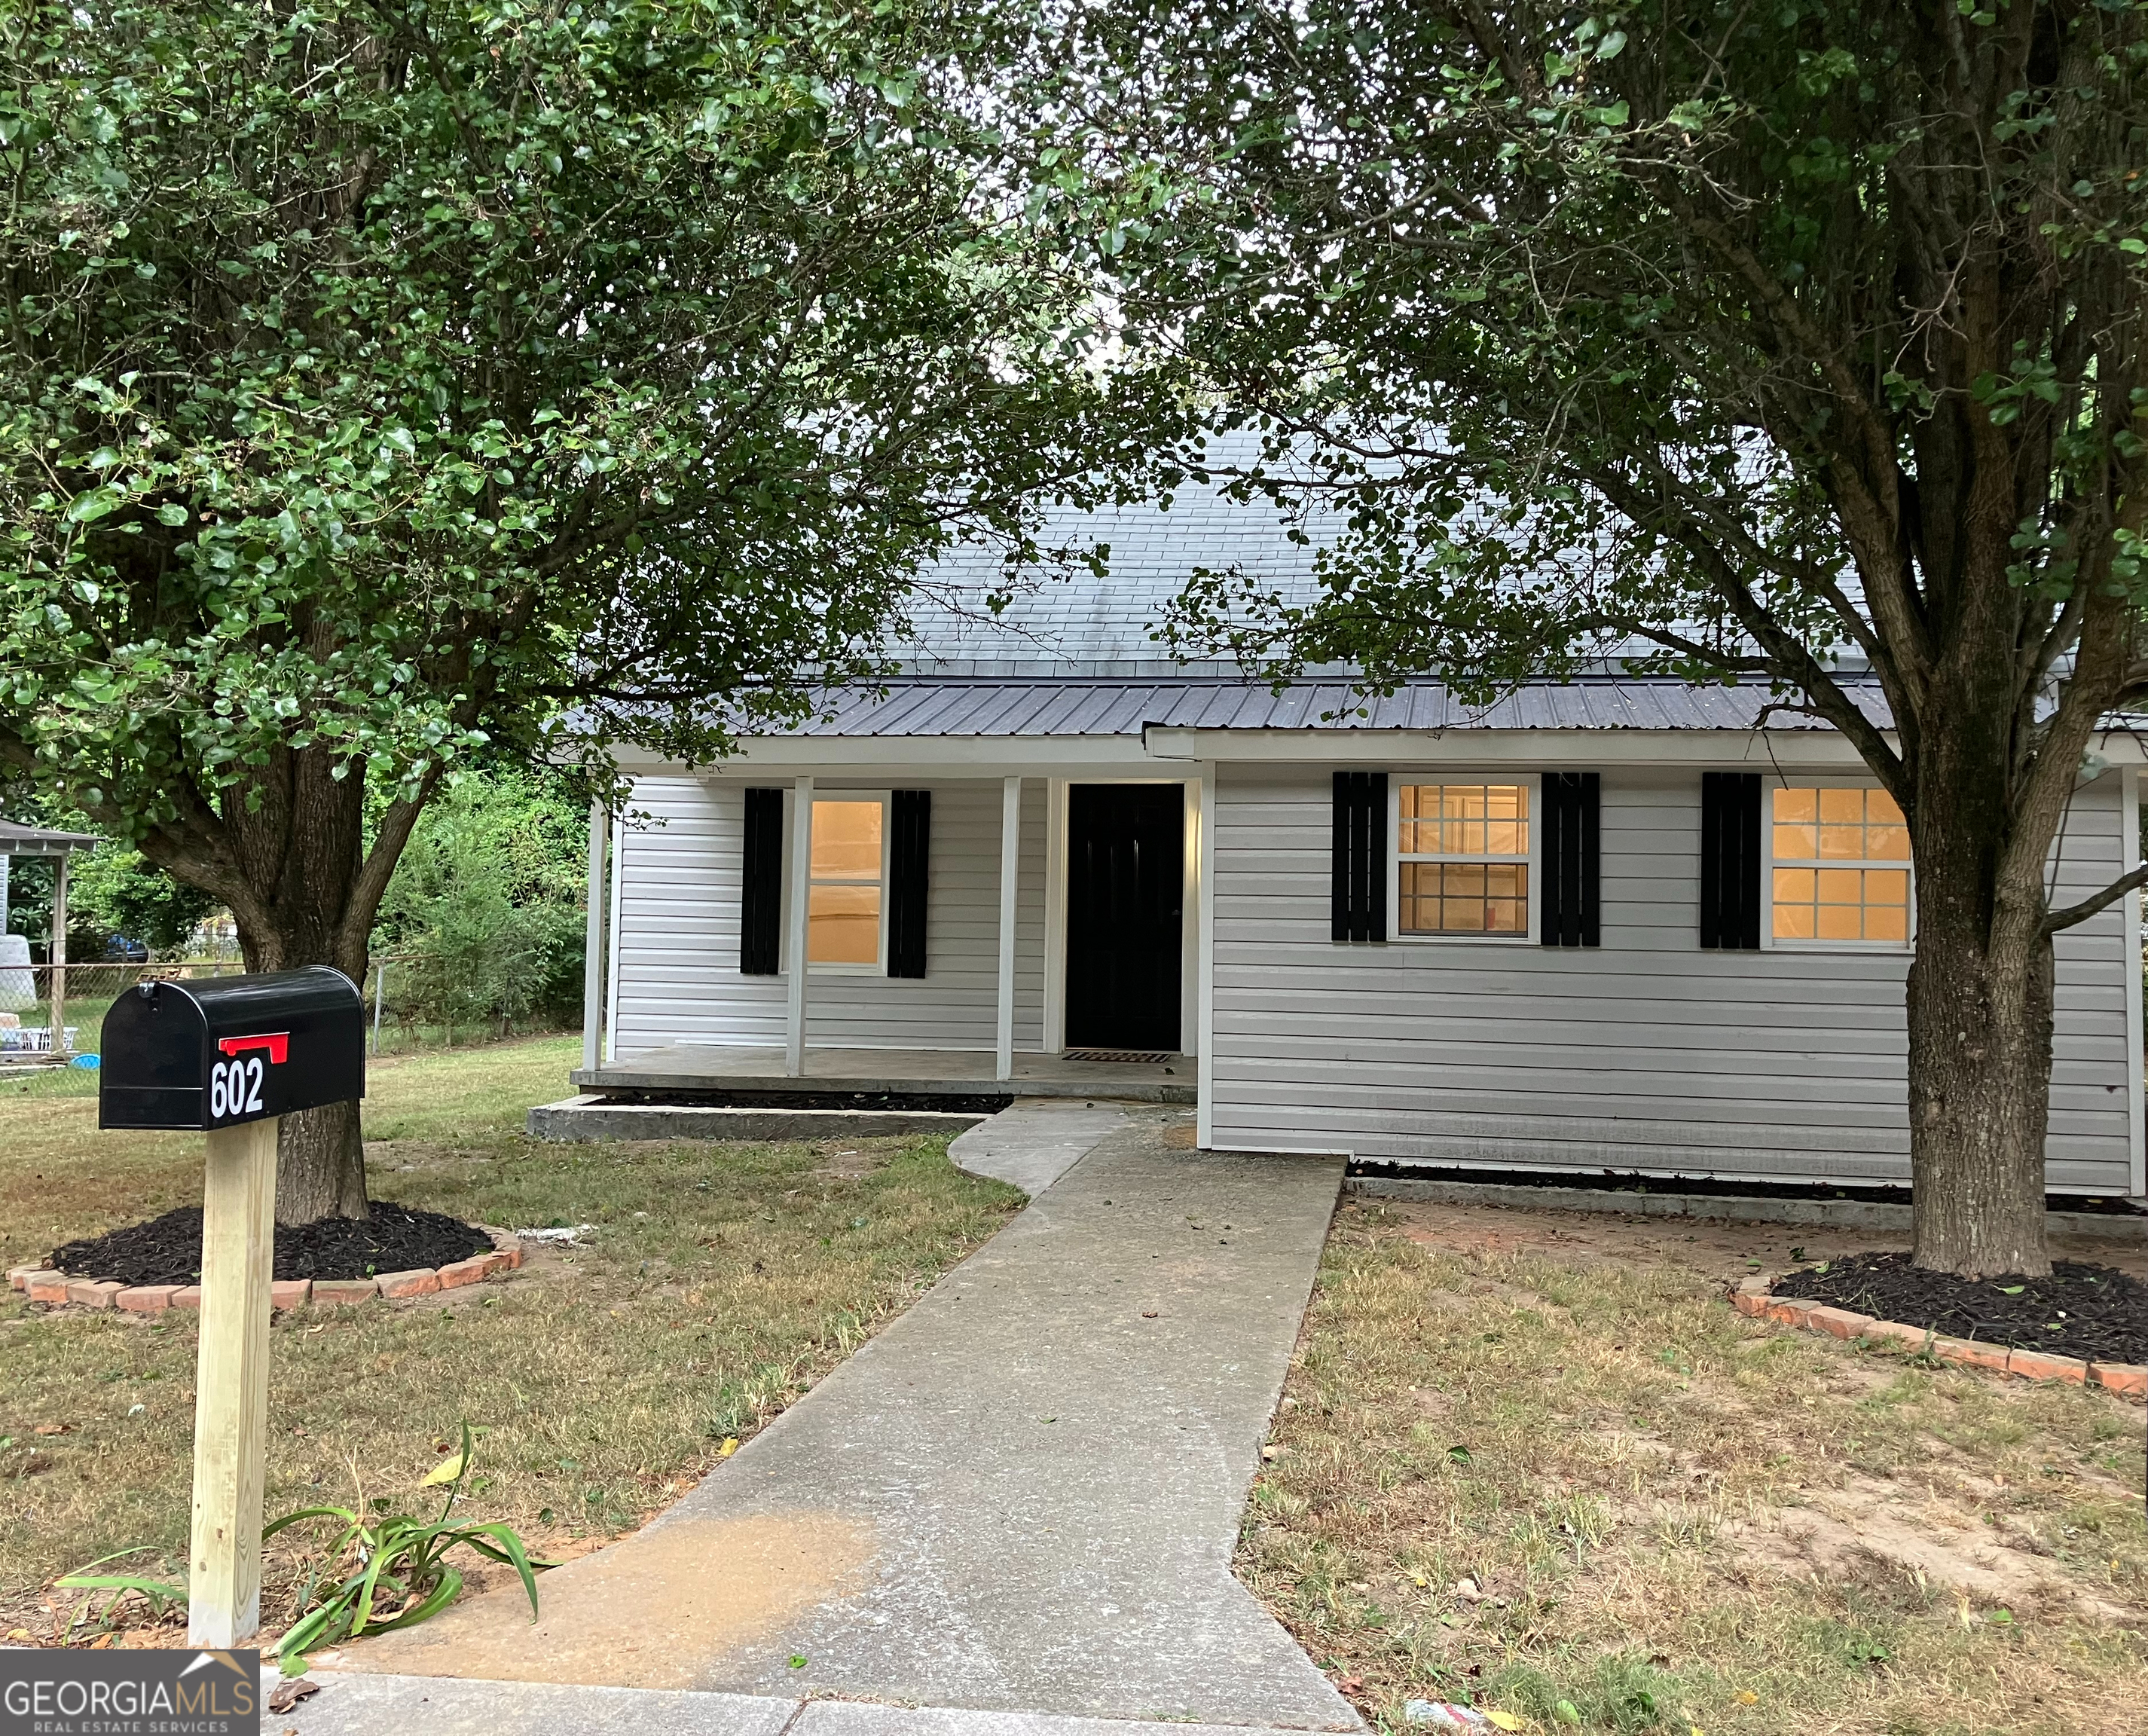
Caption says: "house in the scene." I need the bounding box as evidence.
[573,475,2147,1201]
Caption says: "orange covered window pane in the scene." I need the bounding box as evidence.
[1399,862,1528,934]
[808,882,882,964]
[1773,784,1908,866]
[1399,782,1530,857]
[811,800,882,879]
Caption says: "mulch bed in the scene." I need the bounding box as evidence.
[1772,1251,2148,1365]
[48,1203,494,1286]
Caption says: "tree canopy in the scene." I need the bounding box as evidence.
[2,0,1144,904]
[1019,0,2148,1273]
[0,0,1167,1218]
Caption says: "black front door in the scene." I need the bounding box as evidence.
[1065,784,1184,1052]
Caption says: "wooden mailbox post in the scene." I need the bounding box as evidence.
[99,967,365,1647]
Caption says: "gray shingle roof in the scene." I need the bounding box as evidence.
[780,434,1885,739]
[894,449,1331,674]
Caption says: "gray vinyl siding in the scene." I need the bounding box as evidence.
[610,775,1047,1057]
[1208,764,2140,1194]
[609,776,779,1053]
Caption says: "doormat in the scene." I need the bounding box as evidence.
[1063,1048,1176,1065]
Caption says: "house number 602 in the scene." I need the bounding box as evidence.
[209,1056,265,1120]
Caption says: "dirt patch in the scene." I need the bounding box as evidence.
[429,1530,610,1603]
[1730,1474,2140,1624]
[338,1508,878,1688]
[810,1144,892,1181]
[1773,1250,2146,1363]
[47,1201,494,1285]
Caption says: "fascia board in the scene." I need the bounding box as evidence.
[687,735,1159,769]
[1138,726,1903,766]
[601,721,2148,778]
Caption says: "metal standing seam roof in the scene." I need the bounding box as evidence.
[784,677,1894,738]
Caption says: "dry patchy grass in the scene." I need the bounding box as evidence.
[1243,1201,2148,1736]
[0,1038,1022,1642]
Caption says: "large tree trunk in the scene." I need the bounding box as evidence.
[271,1100,369,1224]
[1904,915,2055,1279]
[225,750,379,1227]
[1902,680,2056,1279]
[116,702,442,1224]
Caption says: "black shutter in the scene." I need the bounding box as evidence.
[739,787,784,975]
[887,789,930,978]
[1540,772,1600,947]
[1700,772,1762,949]
[1331,772,1387,942]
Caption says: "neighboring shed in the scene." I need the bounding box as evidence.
[0,818,101,1045]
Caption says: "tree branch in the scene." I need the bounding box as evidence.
[2044,863,2148,935]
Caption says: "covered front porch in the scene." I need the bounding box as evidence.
[581,741,1211,1111]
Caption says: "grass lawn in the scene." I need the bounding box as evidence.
[0,1037,1023,1642]
[1246,1200,2148,1736]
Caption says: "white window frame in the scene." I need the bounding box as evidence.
[1760,775,1914,953]
[1388,773,1541,945]
[803,790,891,976]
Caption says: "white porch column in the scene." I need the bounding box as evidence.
[995,775,1021,1081]
[581,799,608,1073]
[603,808,625,1065]
[1041,778,1068,1054]
[1196,763,1217,1151]
[785,775,814,1075]
[2126,766,2146,1196]
[1181,775,1201,1059]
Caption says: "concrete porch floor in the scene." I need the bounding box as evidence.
[572,1044,1197,1105]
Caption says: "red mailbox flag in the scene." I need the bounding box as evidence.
[216,1032,289,1065]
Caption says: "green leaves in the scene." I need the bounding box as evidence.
[2,0,1160,946]
[62,484,126,524]
[53,1547,190,1634]
[1030,0,2147,750]
[266,1424,550,1676]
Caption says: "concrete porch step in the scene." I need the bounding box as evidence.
[527,1097,992,1142]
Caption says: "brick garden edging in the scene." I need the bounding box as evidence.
[7,1230,524,1316]
[1731,1273,2146,1399]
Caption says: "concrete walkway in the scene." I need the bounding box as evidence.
[943,1097,1133,1194]
[289,1675,1352,1736]
[306,1108,1355,1731]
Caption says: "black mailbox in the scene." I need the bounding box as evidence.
[99,967,366,1131]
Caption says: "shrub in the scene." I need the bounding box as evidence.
[373,772,586,1032]
[69,844,219,955]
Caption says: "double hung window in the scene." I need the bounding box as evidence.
[808,796,887,967]
[1768,785,1911,946]
[1394,781,1535,937]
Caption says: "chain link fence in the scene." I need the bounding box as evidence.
[0,956,454,1062]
